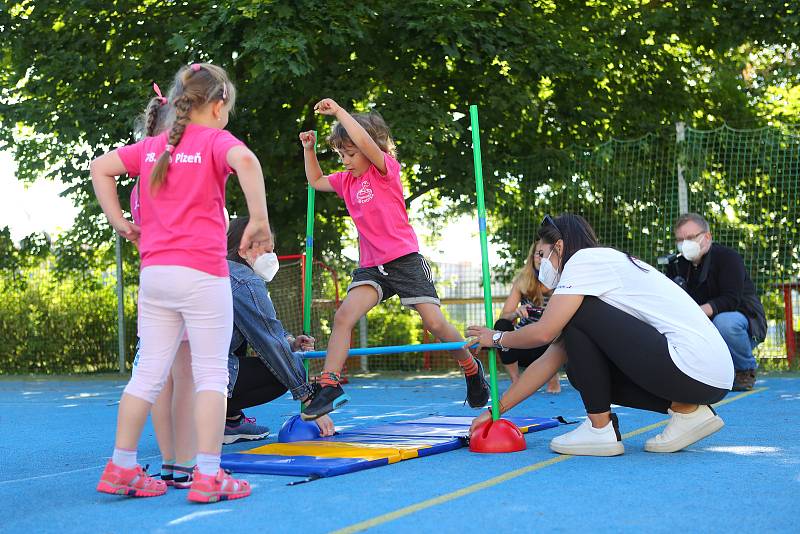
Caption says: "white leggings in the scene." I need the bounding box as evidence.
[125,266,232,403]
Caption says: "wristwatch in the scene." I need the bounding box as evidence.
[491,331,509,351]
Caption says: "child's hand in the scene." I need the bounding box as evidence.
[314,98,340,116]
[299,130,316,149]
[239,217,273,261]
[110,216,141,244]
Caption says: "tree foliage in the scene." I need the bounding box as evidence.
[1,0,798,266]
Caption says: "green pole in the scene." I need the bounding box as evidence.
[302,131,318,381]
[470,105,500,422]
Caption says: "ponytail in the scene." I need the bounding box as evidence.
[149,94,192,193]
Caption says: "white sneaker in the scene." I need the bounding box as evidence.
[550,413,624,456]
[644,405,724,453]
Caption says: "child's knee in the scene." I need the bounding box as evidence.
[191,354,229,395]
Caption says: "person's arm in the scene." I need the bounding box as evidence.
[226,145,273,259]
[90,151,141,243]
[315,98,386,174]
[467,293,584,349]
[704,248,745,317]
[499,284,525,322]
[299,130,335,192]
[470,340,567,434]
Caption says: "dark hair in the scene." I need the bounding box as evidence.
[537,214,599,271]
[227,216,250,265]
[328,111,396,157]
[150,63,236,193]
[537,213,645,272]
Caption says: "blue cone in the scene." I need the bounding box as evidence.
[278,414,321,443]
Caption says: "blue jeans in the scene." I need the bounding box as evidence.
[227,261,312,400]
[712,311,758,371]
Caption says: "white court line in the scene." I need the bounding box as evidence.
[0,454,160,486]
[166,509,232,526]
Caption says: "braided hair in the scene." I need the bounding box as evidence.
[149,63,236,193]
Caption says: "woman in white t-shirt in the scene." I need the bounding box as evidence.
[467,213,733,456]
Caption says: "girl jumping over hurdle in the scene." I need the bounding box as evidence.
[299,98,490,420]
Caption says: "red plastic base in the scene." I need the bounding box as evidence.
[469,418,527,453]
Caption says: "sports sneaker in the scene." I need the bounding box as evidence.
[300,382,350,421]
[223,412,270,445]
[171,464,195,489]
[732,369,756,391]
[550,413,624,456]
[96,461,167,497]
[187,467,250,503]
[464,357,490,408]
[644,405,724,453]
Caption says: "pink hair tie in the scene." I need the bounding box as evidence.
[152,83,167,105]
[190,63,201,72]
[165,144,175,153]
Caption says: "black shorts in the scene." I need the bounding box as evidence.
[348,252,440,307]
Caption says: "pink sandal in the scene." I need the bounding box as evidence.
[96,461,167,497]
[187,467,250,503]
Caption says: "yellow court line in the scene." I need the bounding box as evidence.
[332,387,768,534]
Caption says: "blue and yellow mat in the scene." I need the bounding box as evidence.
[221,416,559,478]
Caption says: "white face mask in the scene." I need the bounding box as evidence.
[678,237,703,261]
[252,252,280,282]
[537,249,560,290]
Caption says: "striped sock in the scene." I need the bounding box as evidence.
[112,447,137,468]
[319,371,341,387]
[459,357,478,377]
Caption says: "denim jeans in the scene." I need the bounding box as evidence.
[712,311,758,371]
[227,260,312,400]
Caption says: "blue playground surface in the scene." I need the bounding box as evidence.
[1,373,797,533]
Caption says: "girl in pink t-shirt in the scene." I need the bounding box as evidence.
[299,98,490,420]
[91,63,272,503]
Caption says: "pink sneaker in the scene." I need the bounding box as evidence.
[96,461,167,497]
[187,467,251,503]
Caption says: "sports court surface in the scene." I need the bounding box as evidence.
[1,374,797,533]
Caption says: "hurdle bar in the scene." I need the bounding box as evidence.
[301,341,475,359]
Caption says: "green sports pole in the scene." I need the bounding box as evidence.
[302,131,318,382]
[470,105,500,422]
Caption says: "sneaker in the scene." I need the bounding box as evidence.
[223,412,270,445]
[300,382,350,421]
[464,357,490,408]
[187,467,250,503]
[644,405,724,453]
[171,464,195,489]
[732,369,756,391]
[96,461,167,497]
[550,413,624,456]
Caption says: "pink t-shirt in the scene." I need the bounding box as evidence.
[117,123,244,277]
[327,153,419,267]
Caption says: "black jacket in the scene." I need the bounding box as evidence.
[666,242,767,342]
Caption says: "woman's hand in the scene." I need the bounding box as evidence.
[469,409,493,437]
[239,217,273,261]
[315,414,335,437]
[516,305,530,319]
[464,326,496,349]
[299,130,316,149]
[292,335,315,352]
[314,98,340,116]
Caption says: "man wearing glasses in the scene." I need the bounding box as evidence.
[667,213,766,391]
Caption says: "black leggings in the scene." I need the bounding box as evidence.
[226,356,288,417]
[494,318,548,366]
[564,297,727,414]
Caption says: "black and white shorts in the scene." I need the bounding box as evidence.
[347,252,440,307]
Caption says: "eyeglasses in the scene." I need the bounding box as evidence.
[541,214,561,235]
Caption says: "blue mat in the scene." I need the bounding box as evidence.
[221,416,560,478]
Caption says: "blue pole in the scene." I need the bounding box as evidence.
[301,342,475,359]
